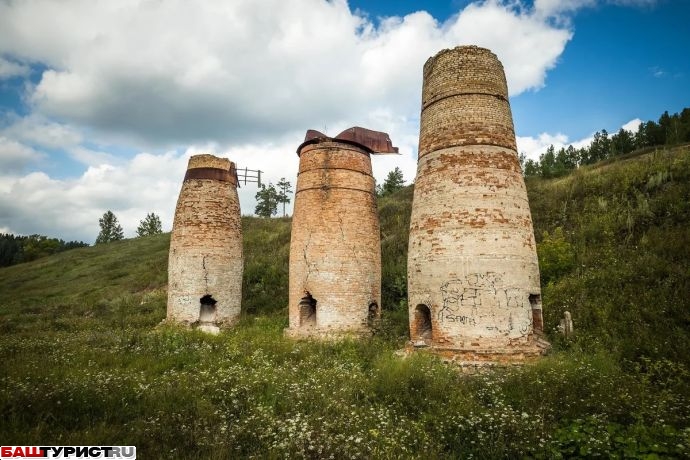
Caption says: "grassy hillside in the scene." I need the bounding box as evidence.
[1,147,689,458]
[529,145,690,363]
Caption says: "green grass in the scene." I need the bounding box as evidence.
[1,147,690,458]
[529,145,690,363]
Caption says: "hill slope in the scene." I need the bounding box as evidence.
[1,146,689,458]
[528,145,690,362]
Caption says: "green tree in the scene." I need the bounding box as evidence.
[276,178,293,217]
[553,146,577,177]
[659,111,673,144]
[680,108,690,142]
[96,210,124,244]
[643,120,665,146]
[633,122,648,149]
[564,145,580,169]
[255,183,279,218]
[379,167,405,196]
[21,234,61,262]
[523,159,540,177]
[0,233,87,267]
[136,212,163,237]
[0,234,23,267]
[539,145,557,178]
[588,129,611,164]
[611,128,635,156]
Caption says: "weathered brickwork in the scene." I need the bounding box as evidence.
[286,141,381,339]
[419,95,517,155]
[167,154,243,331]
[408,46,549,362]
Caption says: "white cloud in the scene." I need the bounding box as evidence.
[534,0,597,17]
[0,137,44,173]
[534,0,657,18]
[1,114,82,149]
[0,152,186,242]
[517,132,569,160]
[69,146,119,167]
[0,57,29,79]
[446,1,572,93]
[0,0,573,147]
[621,118,642,133]
[517,117,644,160]
[517,131,597,161]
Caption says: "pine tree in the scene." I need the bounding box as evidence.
[523,159,539,177]
[255,183,279,218]
[136,212,163,237]
[276,177,293,217]
[611,128,634,156]
[586,130,610,164]
[96,210,124,244]
[539,145,556,177]
[379,167,405,196]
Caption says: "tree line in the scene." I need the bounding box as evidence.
[0,234,89,267]
[0,212,163,268]
[522,107,690,178]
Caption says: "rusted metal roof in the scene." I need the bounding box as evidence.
[297,126,399,156]
[303,129,329,143]
[184,166,239,186]
[334,127,398,154]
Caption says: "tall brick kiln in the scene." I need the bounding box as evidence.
[167,154,243,333]
[286,127,398,339]
[407,46,548,362]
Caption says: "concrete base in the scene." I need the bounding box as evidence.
[157,318,231,335]
[284,326,373,341]
[405,335,551,367]
[197,323,220,335]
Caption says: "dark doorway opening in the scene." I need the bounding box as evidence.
[299,292,316,328]
[367,302,380,327]
[200,294,217,323]
[414,304,432,339]
[529,294,543,333]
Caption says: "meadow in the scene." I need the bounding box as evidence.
[1,146,689,458]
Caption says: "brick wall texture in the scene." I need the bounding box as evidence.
[167,154,243,327]
[286,141,381,338]
[408,46,547,361]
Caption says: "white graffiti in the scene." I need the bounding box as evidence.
[437,272,532,336]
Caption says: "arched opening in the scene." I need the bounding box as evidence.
[529,294,543,334]
[199,294,217,324]
[299,292,316,328]
[367,302,380,327]
[413,304,432,339]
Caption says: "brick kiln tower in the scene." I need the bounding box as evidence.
[167,154,242,333]
[286,127,398,339]
[407,46,548,362]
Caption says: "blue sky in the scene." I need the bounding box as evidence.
[511,0,689,139]
[351,0,689,139]
[0,0,688,242]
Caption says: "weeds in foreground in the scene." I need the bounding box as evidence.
[1,310,688,459]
